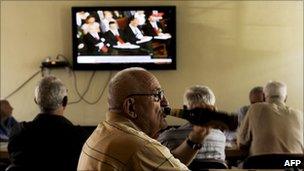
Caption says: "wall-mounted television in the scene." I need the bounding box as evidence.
[72,6,176,70]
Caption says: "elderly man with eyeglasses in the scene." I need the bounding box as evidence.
[77,67,210,171]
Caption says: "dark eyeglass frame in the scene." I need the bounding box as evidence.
[126,89,165,102]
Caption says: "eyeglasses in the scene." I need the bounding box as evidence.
[126,89,165,102]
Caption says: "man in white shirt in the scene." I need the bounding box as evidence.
[158,85,226,161]
[143,11,165,37]
[100,11,116,33]
[125,16,144,43]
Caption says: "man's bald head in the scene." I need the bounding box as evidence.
[108,67,160,112]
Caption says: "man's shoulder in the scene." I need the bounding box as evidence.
[145,22,153,28]
[10,114,85,137]
[205,129,226,141]
[209,128,225,135]
[286,106,302,114]
[99,121,154,145]
[124,25,132,31]
[9,120,34,141]
[118,29,125,34]
[249,102,270,110]
[12,120,32,131]
[88,123,153,158]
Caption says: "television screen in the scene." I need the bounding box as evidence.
[72,6,176,70]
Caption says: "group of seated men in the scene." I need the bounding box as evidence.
[76,10,170,56]
[0,67,303,170]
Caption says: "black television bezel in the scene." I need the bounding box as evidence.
[71,6,176,70]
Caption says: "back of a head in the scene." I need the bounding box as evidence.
[108,67,158,112]
[183,85,216,109]
[263,81,287,103]
[35,76,67,112]
[249,86,264,104]
[0,99,11,118]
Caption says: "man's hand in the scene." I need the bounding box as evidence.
[188,125,210,143]
[187,103,213,143]
[170,125,210,165]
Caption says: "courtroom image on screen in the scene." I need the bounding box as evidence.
[74,8,175,65]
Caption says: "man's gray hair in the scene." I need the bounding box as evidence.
[34,75,67,112]
[263,81,287,102]
[183,85,216,106]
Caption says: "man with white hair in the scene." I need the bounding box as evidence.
[237,81,303,155]
[77,68,210,170]
[158,85,226,161]
[7,76,89,170]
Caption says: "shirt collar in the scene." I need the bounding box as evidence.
[129,24,138,33]
[110,29,119,36]
[150,21,158,28]
[267,99,286,106]
[106,112,141,131]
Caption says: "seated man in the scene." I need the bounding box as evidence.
[143,10,165,37]
[104,21,127,47]
[77,67,210,170]
[8,76,89,170]
[81,15,109,54]
[237,86,264,125]
[237,81,303,155]
[0,100,17,141]
[158,85,226,161]
[225,86,265,145]
[100,11,116,33]
[124,16,145,44]
[124,16,153,54]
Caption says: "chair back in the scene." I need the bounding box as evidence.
[243,153,304,169]
[188,159,228,170]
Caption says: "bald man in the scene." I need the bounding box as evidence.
[237,86,264,125]
[77,67,210,170]
[0,100,17,141]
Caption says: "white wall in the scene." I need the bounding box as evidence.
[1,1,303,125]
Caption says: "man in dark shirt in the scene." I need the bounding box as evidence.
[124,16,153,54]
[104,21,127,47]
[143,11,165,37]
[8,76,89,171]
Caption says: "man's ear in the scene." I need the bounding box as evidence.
[123,98,137,118]
[34,98,38,104]
[62,96,68,107]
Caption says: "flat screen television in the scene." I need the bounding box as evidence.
[72,6,176,70]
